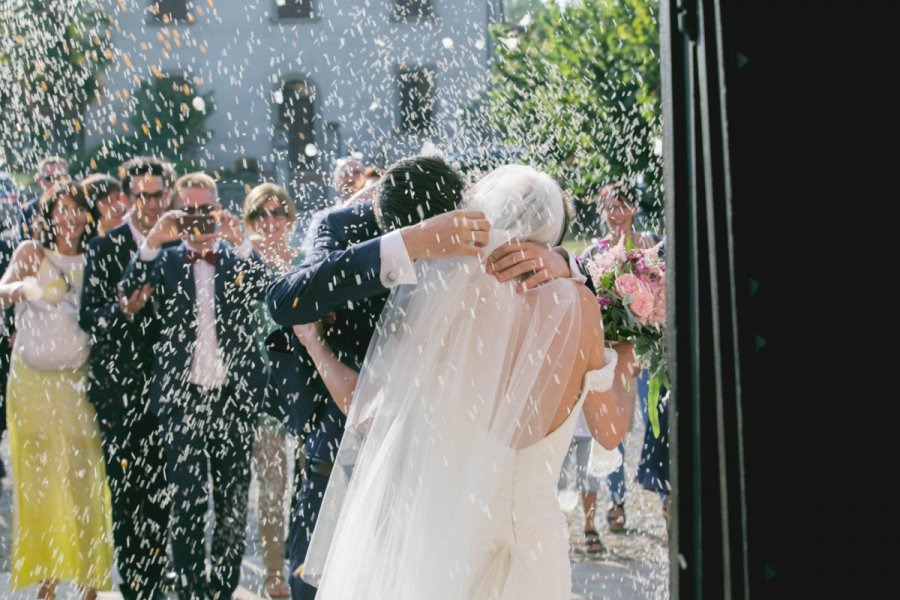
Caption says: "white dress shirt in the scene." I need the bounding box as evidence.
[139,238,253,389]
[126,215,146,247]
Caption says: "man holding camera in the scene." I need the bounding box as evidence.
[79,156,176,600]
[120,172,271,600]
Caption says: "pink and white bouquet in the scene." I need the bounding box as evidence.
[580,237,668,436]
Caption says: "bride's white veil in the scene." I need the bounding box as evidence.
[302,165,591,599]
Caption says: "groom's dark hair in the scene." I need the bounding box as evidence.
[374,155,465,232]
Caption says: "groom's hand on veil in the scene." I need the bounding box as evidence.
[487,241,571,292]
[400,210,491,260]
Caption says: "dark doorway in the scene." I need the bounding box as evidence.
[661,1,893,597]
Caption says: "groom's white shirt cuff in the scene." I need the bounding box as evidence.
[380,230,417,288]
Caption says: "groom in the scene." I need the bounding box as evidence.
[266,155,577,600]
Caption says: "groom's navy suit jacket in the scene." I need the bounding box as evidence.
[120,240,270,422]
[266,200,390,464]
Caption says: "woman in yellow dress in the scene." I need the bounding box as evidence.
[0,182,113,600]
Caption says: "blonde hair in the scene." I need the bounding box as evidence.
[174,172,218,204]
[242,183,297,233]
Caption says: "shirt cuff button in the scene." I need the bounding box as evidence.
[386,271,398,282]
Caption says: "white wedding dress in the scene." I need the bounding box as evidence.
[466,360,616,599]
[302,165,619,600]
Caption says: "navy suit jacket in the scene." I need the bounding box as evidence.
[266,201,390,462]
[79,223,161,422]
[0,237,17,422]
[121,240,270,421]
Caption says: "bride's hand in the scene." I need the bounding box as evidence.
[486,241,571,291]
[293,321,325,348]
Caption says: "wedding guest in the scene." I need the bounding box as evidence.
[1,170,24,238]
[636,372,671,523]
[81,174,129,237]
[300,157,364,259]
[78,157,175,599]
[0,182,112,600]
[120,172,270,600]
[0,171,21,480]
[342,166,382,207]
[583,181,665,532]
[19,156,69,239]
[331,156,365,204]
[362,166,381,187]
[0,234,14,482]
[243,183,303,599]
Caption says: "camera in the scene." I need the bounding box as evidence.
[177,214,218,236]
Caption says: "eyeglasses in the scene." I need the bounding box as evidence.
[182,204,215,215]
[249,207,288,220]
[56,206,89,218]
[132,190,167,203]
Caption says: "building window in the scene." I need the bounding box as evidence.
[151,0,189,22]
[277,79,317,172]
[276,0,315,20]
[398,66,435,133]
[392,0,433,21]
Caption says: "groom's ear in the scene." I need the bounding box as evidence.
[373,201,424,233]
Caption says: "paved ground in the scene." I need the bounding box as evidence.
[0,416,668,599]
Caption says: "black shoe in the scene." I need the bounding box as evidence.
[161,570,178,591]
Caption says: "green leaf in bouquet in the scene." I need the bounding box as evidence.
[648,373,662,438]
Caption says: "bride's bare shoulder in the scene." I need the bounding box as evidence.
[573,284,603,344]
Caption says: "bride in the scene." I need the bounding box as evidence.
[298,164,633,599]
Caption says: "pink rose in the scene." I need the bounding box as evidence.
[630,287,655,323]
[650,283,667,325]
[614,273,642,298]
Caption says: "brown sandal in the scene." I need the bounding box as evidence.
[584,529,605,555]
[607,501,626,533]
[265,571,291,598]
[37,580,58,600]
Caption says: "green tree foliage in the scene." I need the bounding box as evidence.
[78,75,214,175]
[0,0,113,167]
[490,0,662,233]
[503,0,550,23]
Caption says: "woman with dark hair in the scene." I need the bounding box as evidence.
[0,182,112,600]
[81,174,127,237]
[243,182,303,598]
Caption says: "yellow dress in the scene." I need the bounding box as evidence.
[6,250,113,590]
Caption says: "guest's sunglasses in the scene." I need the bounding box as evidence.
[182,204,215,215]
[131,190,167,203]
[249,207,287,220]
